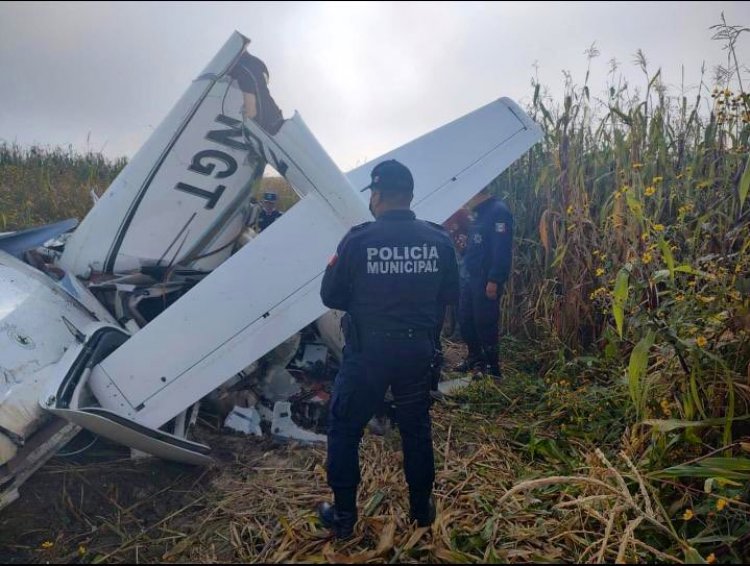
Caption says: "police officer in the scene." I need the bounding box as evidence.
[256,191,283,232]
[317,159,459,539]
[454,187,513,378]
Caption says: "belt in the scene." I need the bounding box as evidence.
[362,328,433,340]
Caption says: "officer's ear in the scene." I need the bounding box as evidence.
[370,189,388,218]
[369,189,381,207]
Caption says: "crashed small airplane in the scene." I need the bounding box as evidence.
[0,32,542,507]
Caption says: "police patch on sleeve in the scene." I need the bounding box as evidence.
[495,222,507,234]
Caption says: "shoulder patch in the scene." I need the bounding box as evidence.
[495,222,507,234]
[341,221,373,243]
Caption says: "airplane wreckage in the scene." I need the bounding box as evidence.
[0,32,542,507]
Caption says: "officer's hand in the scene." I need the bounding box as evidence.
[486,281,498,300]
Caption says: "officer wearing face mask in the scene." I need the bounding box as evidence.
[317,159,459,539]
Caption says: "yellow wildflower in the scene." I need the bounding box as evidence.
[716,498,728,511]
[679,203,694,215]
[653,176,664,184]
[653,224,665,232]
[682,509,694,520]
[642,251,653,264]
[78,545,87,557]
[41,541,54,549]
[645,186,656,196]
[641,232,650,242]
[589,287,607,300]
[596,268,605,277]
[567,205,573,215]
[697,295,716,303]
[676,173,684,180]
[614,191,622,200]
[632,162,644,170]
[675,293,685,302]
[696,336,708,348]
[697,181,711,190]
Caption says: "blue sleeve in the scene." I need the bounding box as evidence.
[320,232,354,311]
[488,209,513,284]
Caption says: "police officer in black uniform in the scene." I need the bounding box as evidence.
[455,187,513,378]
[256,192,283,232]
[317,159,459,539]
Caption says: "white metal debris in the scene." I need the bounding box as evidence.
[271,401,326,444]
[224,406,263,437]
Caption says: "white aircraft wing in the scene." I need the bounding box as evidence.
[89,195,350,428]
[58,32,268,276]
[347,97,542,224]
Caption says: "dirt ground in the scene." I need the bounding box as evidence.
[0,423,324,563]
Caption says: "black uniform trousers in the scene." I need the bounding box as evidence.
[327,331,435,508]
[458,276,501,358]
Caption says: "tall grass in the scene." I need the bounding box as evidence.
[485,18,750,559]
[0,143,127,230]
[0,143,297,232]
[495,24,749,425]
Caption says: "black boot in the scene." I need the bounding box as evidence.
[317,502,357,539]
[409,492,436,527]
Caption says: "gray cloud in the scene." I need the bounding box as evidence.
[1,1,748,171]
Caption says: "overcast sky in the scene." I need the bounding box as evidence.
[1,1,749,172]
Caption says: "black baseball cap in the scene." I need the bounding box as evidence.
[360,159,414,193]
